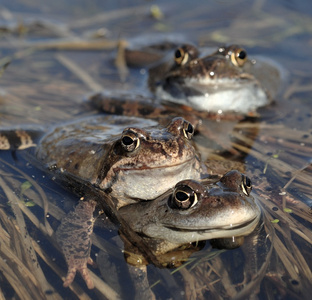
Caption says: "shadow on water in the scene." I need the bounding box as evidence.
[0,0,312,299]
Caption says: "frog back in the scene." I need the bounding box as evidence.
[36,115,158,183]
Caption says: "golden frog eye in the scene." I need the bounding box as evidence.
[172,185,198,209]
[121,131,140,152]
[241,175,252,196]
[182,121,195,140]
[174,47,189,65]
[231,48,247,67]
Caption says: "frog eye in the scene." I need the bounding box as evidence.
[182,121,195,139]
[121,131,140,152]
[172,185,198,209]
[241,175,252,196]
[174,47,189,65]
[231,48,247,67]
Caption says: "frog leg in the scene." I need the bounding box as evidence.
[127,264,155,300]
[0,129,43,150]
[56,199,97,289]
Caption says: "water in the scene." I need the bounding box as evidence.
[0,0,311,299]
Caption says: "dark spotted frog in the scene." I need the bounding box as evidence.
[0,114,249,289]
[34,115,208,208]
[0,115,208,207]
[110,41,283,116]
[56,169,260,291]
[148,44,282,114]
[89,43,284,155]
[120,170,260,254]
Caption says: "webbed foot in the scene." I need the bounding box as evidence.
[63,257,96,289]
[56,199,97,289]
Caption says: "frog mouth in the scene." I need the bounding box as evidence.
[118,156,198,171]
[160,76,260,98]
[163,215,259,233]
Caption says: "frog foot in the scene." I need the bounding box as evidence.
[63,257,96,289]
[56,199,97,289]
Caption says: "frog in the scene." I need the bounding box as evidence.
[119,169,260,255]
[88,43,283,157]
[56,169,260,294]
[0,114,248,290]
[149,44,282,114]
[92,42,282,119]
[1,115,208,208]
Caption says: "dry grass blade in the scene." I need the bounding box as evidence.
[0,210,42,300]
[115,40,129,82]
[232,130,311,186]
[232,141,312,201]
[0,215,58,300]
[233,221,274,299]
[0,160,120,299]
[56,53,103,91]
[0,176,60,299]
[273,221,312,280]
[0,289,5,300]
[0,158,53,236]
[259,196,312,244]
[33,39,119,50]
[69,5,151,29]
[213,256,237,298]
[257,200,312,292]
[0,255,41,300]
[0,167,121,299]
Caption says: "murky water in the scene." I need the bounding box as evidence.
[0,0,311,299]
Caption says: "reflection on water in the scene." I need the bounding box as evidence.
[0,0,312,299]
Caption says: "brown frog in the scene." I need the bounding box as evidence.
[56,169,260,293]
[90,42,282,120]
[149,44,281,114]
[34,115,207,208]
[119,170,260,254]
[0,115,207,207]
[88,43,283,157]
[0,114,247,290]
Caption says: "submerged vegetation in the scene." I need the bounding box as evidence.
[0,0,312,299]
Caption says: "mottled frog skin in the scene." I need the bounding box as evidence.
[0,114,256,290]
[90,43,282,119]
[32,115,206,208]
[56,169,260,289]
[149,44,281,113]
[0,114,208,288]
[120,170,260,254]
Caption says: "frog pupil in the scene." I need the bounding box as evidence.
[122,136,134,146]
[245,176,251,187]
[175,191,189,201]
[238,51,246,60]
[187,123,194,135]
[175,49,182,59]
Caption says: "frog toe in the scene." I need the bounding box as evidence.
[79,267,94,289]
[63,257,95,289]
[63,267,77,287]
